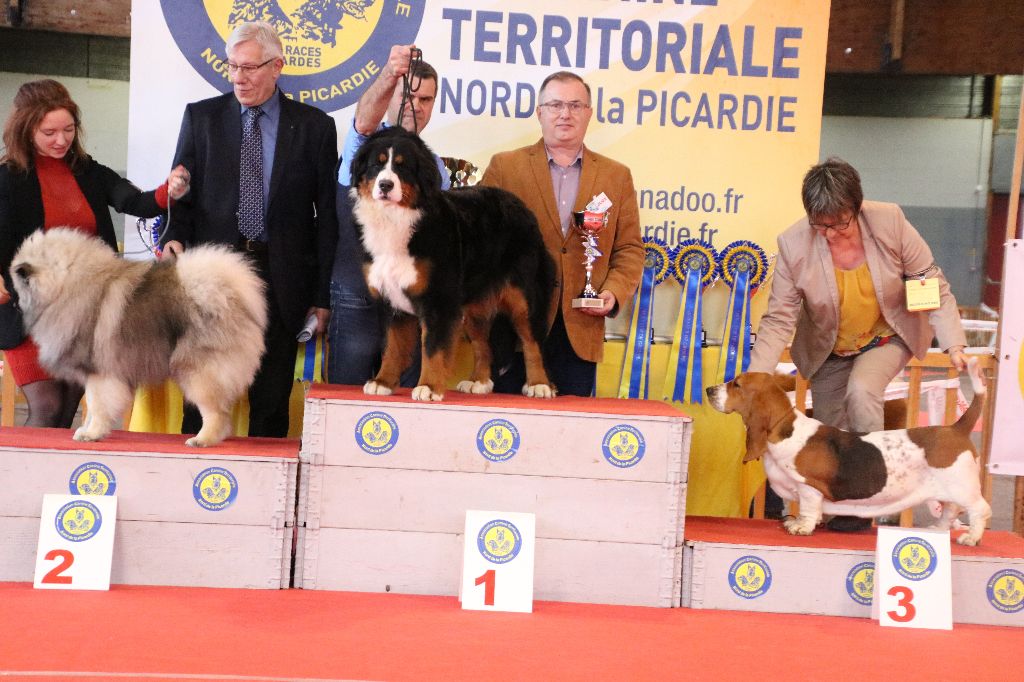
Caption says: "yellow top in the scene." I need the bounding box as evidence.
[833,263,895,355]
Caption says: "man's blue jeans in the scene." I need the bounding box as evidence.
[327,280,421,387]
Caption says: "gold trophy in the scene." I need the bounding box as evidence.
[440,157,482,188]
[571,207,610,309]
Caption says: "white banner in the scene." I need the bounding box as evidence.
[127,0,830,263]
[989,240,1024,475]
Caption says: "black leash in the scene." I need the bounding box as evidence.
[397,47,423,132]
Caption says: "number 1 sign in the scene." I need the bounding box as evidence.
[34,494,118,590]
[461,510,536,613]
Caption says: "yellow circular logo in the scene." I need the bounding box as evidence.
[161,1,425,112]
[476,419,520,462]
[201,0,384,76]
[1018,338,1024,401]
[193,467,239,511]
[477,519,522,564]
[845,562,874,606]
[355,411,399,454]
[69,462,116,496]
[892,537,937,581]
[728,555,772,599]
[987,569,1024,613]
[55,500,102,542]
[602,425,646,468]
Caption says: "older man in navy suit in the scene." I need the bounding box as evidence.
[163,21,337,438]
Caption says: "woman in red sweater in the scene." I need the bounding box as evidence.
[0,79,188,427]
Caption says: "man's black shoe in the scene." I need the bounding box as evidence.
[826,515,872,532]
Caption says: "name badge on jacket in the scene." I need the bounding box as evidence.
[905,278,940,311]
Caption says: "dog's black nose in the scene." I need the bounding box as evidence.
[378,179,394,195]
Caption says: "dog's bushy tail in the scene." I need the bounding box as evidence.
[528,248,555,345]
[953,356,985,436]
[524,235,557,350]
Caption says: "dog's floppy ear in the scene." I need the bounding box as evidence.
[410,132,444,203]
[742,377,796,462]
[742,407,769,463]
[349,138,370,186]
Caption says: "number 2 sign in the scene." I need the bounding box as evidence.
[34,494,118,591]
[461,510,535,613]
[873,526,953,629]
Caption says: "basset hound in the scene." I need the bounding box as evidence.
[707,358,991,545]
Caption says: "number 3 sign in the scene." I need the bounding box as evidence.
[33,494,118,590]
[461,510,536,613]
[873,526,953,629]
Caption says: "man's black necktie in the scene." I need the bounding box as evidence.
[239,105,264,241]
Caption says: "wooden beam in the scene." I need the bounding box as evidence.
[888,0,906,63]
[1009,72,1024,536]
[1017,478,1024,535]
[0,0,131,37]
[7,0,25,27]
[828,0,1024,75]
[1007,75,1024,242]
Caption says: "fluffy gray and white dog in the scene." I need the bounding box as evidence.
[10,228,267,446]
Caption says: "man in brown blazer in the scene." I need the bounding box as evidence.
[482,71,643,396]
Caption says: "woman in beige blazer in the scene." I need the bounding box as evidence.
[748,158,967,530]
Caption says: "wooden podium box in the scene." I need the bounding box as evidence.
[297,385,692,607]
[0,427,297,588]
[682,517,1024,627]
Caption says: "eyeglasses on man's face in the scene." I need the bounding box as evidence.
[226,58,274,76]
[809,212,857,233]
[538,100,591,114]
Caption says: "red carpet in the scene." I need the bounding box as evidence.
[309,383,689,418]
[0,582,1020,681]
[0,426,299,458]
[686,516,1024,558]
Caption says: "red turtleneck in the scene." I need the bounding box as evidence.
[34,154,97,234]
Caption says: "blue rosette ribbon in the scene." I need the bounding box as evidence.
[617,238,670,399]
[295,334,327,383]
[149,216,163,257]
[662,239,718,403]
[716,240,768,383]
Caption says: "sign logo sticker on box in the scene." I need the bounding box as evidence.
[891,537,937,581]
[601,425,646,468]
[355,411,399,455]
[728,555,773,599]
[55,500,103,543]
[476,419,520,462]
[477,519,523,565]
[192,467,239,511]
[68,462,117,496]
[159,0,424,114]
[986,569,1024,614]
[845,561,875,606]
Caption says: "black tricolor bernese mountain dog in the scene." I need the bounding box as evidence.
[349,126,556,401]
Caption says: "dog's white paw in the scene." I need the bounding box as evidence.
[72,427,106,442]
[783,517,816,535]
[456,379,494,394]
[411,385,444,401]
[185,434,226,448]
[522,383,555,398]
[364,380,393,396]
[956,532,982,547]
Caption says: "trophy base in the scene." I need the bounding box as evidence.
[572,297,605,309]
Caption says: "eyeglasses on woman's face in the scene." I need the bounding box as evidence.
[809,212,857,233]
